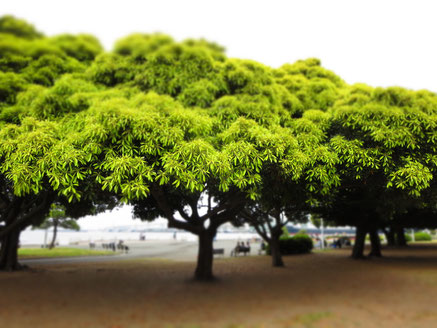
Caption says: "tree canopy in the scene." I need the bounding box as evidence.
[1,16,437,278]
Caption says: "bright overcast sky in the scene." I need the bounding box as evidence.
[3,0,437,92]
[2,0,437,229]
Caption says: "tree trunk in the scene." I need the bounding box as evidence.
[395,226,407,246]
[368,228,382,257]
[351,225,367,259]
[0,230,22,271]
[194,230,215,281]
[49,220,58,249]
[384,227,395,246]
[269,236,284,267]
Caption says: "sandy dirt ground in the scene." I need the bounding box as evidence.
[2,245,437,328]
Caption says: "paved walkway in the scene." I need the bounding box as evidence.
[21,239,261,266]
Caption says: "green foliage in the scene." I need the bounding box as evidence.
[0,15,43,39]
[2,16,437,262]
[0,54,30,73]
[310,213,322,228]
[330,83,437,198]
[38,204,80,231]
[29,74,98,118]
[281,226,290,239]
[0,72,26,104]
[321,80,437,240]
[211,94,282,128]
[274,58,344,113]
[49,34,103,61]
[414,231,432,241]
[178,79,220,108]
[0,33,62,59]
[134,43,220,96]
[223,59,273,95]
[18,247,111,258]
[182,38,226,60]
[87,53,132,86]
[114,33,174,57]
[22,54,84,86]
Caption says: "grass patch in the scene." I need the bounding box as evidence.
[18,247,114,259]
[291,312,332,328]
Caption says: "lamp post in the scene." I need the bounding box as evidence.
[43,228,48,248]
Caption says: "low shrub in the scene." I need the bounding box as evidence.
[266,234,313,255]
[414,232,432,241]
[404,232,432,242]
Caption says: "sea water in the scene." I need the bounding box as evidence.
[20,229,259,246]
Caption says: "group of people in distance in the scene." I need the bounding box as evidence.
[331,237,351,248]
[236,241,250,251]
[232,241,251,256]
[313,236,352,249]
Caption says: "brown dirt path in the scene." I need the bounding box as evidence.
[2,245,437,327]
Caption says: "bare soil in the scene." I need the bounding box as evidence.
[2,245,437,328]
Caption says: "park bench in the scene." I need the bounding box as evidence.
[213,248,224,256]
[231,245,250,256]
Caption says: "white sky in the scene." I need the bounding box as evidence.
[3,0,437,92]
[2,0,437,228]
[75,205,168,231]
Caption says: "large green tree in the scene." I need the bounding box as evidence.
[230,113,339,267]
[3,15,437,275]
[323,84,437,258]
[67,92,266,280]
[72,36,343,280]
[0,16,113,270]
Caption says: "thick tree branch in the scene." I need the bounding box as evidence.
[253,223,270,242]
[0,190,11,208]
[187,198,200,221]
[275,212,284,229]
[175,204,191,222]
[203,193,246,224]
[240,207,270,232]
[0,192,52,238]
[200,202,228,221]
[4,198,24,225]
[150,186,199,234]
[258,223,269,239]
[266,214,273,231]
[212,196,247,228]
